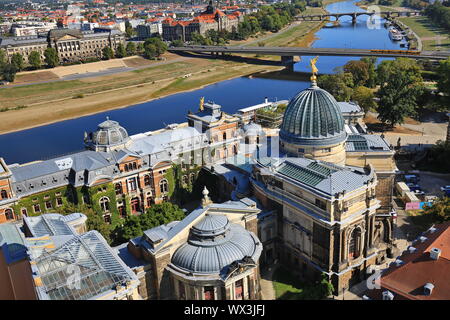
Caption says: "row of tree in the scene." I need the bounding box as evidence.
[0,37,168,82]
[0,48,59,82]
[317,57,447,127]
[424,2,450,31]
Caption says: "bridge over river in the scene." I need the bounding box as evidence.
[169,46,450,66]
[295,10,421,23]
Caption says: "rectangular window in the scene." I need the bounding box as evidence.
[21,208,28,217]
[45,201,52,209]
[56,197,63,206]
[104,214,111,224]
[128,178,137,191]
[204,287,215,300]
[33,204,41,213]
[315,199,327,210]
[235,279,243,300]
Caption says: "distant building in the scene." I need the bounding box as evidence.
[137,22,163,40]
[367,222,450,300]
[0,28,125,64]
[48,28,125,62]
[0,212,141,300]
[115,195,263,300]
[162,1,244,42]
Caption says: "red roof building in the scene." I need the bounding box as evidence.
[367,222,450,300]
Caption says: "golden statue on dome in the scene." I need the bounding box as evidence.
[199,96,205,111]
[310,56,319,83]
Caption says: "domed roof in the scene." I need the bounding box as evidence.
[171,214,262,275]
[280,84,347,146]
[90,117,129,147]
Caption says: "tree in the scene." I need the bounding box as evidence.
[28,51,41,70]
[1,63,17,82]
[11,53,24,71]
[102,46,114,60]
[115,202,185,243]
[352,86,376,112]
[58,203,112,244]
[343,60,369,87]
[376,58,424,127]
[139,202,186,231]
[117,215,143,242]
[0,49,6,67]
[317,73,354,101]
[423,197,450,223]
[44,48,59,68]
[143,37,167,58]
[360,57,377,88]
[137,42,144,54]
[125,20,134,38]
[437,57,450,96]
[126,41,137,56]
[57,19,64,28]
[115,43,126,58]
[144,44,157,59]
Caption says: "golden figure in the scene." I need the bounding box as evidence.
[199,96,204,111]
[310,56,319,82]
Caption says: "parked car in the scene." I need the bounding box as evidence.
[405,174,419,184]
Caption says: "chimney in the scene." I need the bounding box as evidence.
[382,290,394,300]
[424,283,434,296]
[408,246,417,254]
[430,247,441,260]
[395,259,404,266]
[419,236,427,243]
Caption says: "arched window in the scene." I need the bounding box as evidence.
[115,183,122,195]
[132,162,137,170]
[131,197,140,213]
[1,190,7,199]
[5,209,14,221]
[233,145,238,155]
[124,164,129,172]
[99,197,110,213]
[223,132,227,141]
[144,175,151,187]
[348,229,361,259]
[160,179,168,194]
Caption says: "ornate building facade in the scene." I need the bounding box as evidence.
[115,195,262,300]
[249,77,397,292]
[0,102,239,227]
[0,28,125,64]
[162,1,243,42]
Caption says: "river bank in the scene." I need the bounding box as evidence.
[0,9,327,135]
[0,0,409,164]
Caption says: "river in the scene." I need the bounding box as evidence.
[0,0,406,164]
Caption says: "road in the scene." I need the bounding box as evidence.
[169,45,450,60]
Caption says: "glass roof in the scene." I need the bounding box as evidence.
[277,163,325,187]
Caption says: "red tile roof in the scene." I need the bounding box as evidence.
[369,222,450,300]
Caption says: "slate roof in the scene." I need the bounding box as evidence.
[346,134,391,152]
[171,214,262,275]
[257,156,374,196]
[0,223,27,264]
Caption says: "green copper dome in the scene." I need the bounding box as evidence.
[280,84,347,146]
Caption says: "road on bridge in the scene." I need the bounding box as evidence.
[169,45,450,60]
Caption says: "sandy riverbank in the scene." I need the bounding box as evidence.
[0,10,326,135]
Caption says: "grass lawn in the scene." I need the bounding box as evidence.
[272,266,332,300]
[398,16,450,51]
